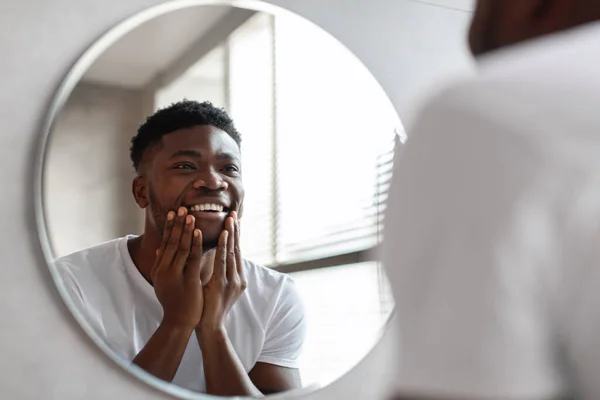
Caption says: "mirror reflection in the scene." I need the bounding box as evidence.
[42,3,401,397]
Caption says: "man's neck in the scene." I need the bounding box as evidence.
[127,233,217,286]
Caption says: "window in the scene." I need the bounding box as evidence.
[155,11,402,387]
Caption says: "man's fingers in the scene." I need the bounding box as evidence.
[184,229,203,285]
[159,211,176,250]
[232,212,244,281]
[214,229,228,283]
[162,207,188,267]
[171,214,195,274]
[226,216,236,282]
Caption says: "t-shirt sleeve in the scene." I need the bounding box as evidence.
[53,258,117,353]
[383,89,566,399]
[257,276,307,368]
[53,259,89,321]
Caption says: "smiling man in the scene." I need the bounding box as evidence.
[55,100,306,396]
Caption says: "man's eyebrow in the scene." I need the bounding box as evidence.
[216,152,241,162]
[169,149,202,159]
[168,149,240,162]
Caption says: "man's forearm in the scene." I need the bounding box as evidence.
[196,327,263,397]
[132,322,193,382]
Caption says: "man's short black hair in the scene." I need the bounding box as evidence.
[130,99,241,171]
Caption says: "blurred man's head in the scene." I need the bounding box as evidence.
[469,0,600,56]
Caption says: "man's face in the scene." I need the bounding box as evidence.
[135,125,244,250]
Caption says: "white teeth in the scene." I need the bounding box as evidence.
[190,203,224,212]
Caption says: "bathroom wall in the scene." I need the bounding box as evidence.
[45,82,149,257]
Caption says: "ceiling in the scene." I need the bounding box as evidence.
[82,5,232,88]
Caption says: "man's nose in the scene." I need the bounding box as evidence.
[192,172,228,191]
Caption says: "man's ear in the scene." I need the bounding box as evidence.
[132,176,149,209]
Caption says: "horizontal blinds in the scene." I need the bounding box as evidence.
[374,133,400,318]
[277,133,399,264]
[374,132,402,232]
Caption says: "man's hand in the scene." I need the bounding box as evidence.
[193,210,261,396]
[152,207,204,330]
[132,207,204,382]
[197,211,246,333]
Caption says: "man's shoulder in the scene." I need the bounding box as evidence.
[480,20,600,78]
[242,258,293,287]
[240,259,300,305]
[415,23,600,158]
[239,260,304,329]
[52,237,132,310]
[435,21,600,102]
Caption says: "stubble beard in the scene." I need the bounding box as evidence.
[148,184,168,239]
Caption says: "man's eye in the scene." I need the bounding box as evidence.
[223,165,239,172]
[174,163,195,170]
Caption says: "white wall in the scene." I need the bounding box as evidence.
[0,0,474,399]
[45,82,148,257]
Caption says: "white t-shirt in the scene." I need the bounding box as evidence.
[54,235,306,393]
[384,22,600,399]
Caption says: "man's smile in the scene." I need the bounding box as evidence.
[185,200,230,221]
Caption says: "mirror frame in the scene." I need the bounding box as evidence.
[33,0,398,398]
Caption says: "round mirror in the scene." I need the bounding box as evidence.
[36,1,402,397]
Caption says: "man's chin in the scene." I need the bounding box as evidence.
[198,225,223,252]
[201,240,219,253]
[195,219,226,241]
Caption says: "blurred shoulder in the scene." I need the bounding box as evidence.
[409,22,600,173]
